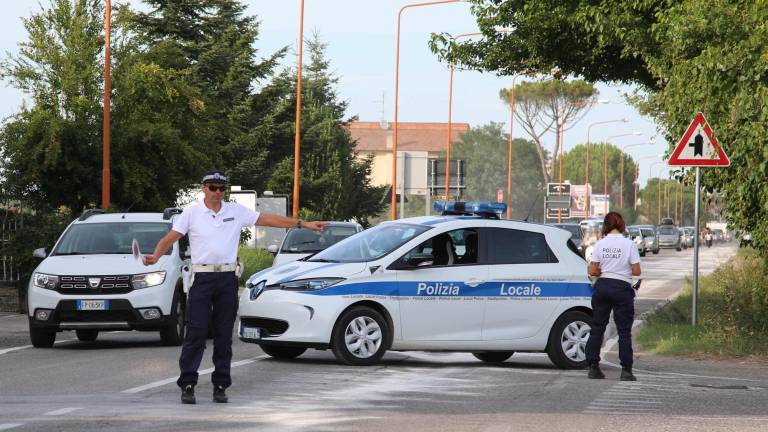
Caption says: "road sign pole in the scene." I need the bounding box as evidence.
[692,166,700,326]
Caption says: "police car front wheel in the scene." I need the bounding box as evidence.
[473,352,514,363]
[546,311,591,369]
[331,306,389,366]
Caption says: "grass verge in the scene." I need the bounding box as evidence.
[238,247,275,284]
[638,247,768,358]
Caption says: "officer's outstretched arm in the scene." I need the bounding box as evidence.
[143,230,183,266]
[256,213,327,232]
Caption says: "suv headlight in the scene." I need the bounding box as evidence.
[280,278,344,291]
[249,280,266,300]
[32,273,59,290]
[132,271,166,289]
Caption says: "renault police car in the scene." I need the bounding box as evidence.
[27,209,190,348]
[238,202,593,368]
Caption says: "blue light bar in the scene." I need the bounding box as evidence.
[433,200,506,215]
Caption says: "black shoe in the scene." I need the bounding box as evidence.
[620,369,637,381]
[213,385,228,403]
[587,364,605,379]
[181,385,196,404]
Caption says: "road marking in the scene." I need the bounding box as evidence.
[0,338,79,356]
[0,424,23,431]
[44,407,82,416]
[121,355,268,393]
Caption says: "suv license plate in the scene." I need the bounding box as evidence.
[241,325,260,339]
[77,300,109,311]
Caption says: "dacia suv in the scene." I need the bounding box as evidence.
[27,209,190,347]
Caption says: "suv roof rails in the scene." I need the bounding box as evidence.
[433,201,505,219]
[163,207,183,220]
[78,209,106,221]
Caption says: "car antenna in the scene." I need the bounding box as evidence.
[523,195,540,222]
[123,200,138,214]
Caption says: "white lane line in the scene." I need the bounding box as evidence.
[0,424,23,431]
[122,355,268,394]
[44,407,82,416]
[0,338,79,356]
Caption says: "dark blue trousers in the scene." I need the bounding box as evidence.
[177,271,239,389]
[585,277,635,369]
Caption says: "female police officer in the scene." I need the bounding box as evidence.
[585,212,641,381]
[144,170,326,404]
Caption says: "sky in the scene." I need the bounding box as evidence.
[0,0,670,187]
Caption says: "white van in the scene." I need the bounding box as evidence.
[27,209,190,347]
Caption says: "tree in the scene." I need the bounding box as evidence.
[498,79,597,186]
[451,123,547,221]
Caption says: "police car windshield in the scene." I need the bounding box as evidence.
[52,223,171,256]
[281,225,359,254]
[307,223,431,263]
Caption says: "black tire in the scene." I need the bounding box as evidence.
[546,310,592,369]
[260,345,307,360]
[652,249,659,254]
[30,326,56,348]
[676,246,682,252]
[640,250,646,257]
[331,306,389,366]
[161,289,186,346]
[76,329,98,342]
[473,351,514,363]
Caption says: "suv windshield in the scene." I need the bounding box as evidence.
[641,228,655,238]
[658,227,677,235]
[308,223,430,263]
[281,225,359,254]
[52,222,171,256]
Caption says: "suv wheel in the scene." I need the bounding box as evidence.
[76,330,98,342]
[161,289,186,346]
[261,345,307,360]
[546,311,591,369]
[473,351,514,363]
[331,306,389,366]
[30,325,56,348]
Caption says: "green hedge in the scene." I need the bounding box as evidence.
[238,247,275,284]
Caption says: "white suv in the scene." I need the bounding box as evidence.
[239,202,593,368]
[27,209,190,347]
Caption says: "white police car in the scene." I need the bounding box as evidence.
[238,202,593,368]
[27,209,190,347]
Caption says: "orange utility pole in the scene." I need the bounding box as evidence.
[292,0,305,220]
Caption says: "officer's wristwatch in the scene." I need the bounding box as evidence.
[297,219,303,228]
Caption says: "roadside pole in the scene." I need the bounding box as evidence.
[692,167,700,325]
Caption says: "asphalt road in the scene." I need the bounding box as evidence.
[1,242,766,432]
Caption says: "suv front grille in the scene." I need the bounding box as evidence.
[240,317,289,336]
[56,275,133,294]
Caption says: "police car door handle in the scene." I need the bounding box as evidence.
[465,278,485,287]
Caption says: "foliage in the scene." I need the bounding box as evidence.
[639,248,768,357]
[237,246,274,284]
[499,79,597,185]
[430,0,768,260]
[451,123,546,221]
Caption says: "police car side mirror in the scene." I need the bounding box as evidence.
[405,253,434,268]
[267,245,278,255]
[32,248,47,259]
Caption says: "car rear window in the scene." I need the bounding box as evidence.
[487,228,557,264]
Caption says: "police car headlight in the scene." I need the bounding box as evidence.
[249,280,266,300]
[131,271,166,289]
[280,278,344,291]
[33,273,59,290]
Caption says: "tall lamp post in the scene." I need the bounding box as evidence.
[585,118,628,217]
[102,0,112,209]
[392,0,463,220]
[602,132,641,206]
[291,0,305,219]
[635,154,663,210]
[618,139,655,208]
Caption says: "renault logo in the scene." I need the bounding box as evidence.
[88,277,101,288]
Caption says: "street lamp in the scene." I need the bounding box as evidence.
[602,131,642,203]
[635,154,663,210]
[392,0,463,220]
[292,0,306,219]
[618,138,655,208]
[102,0,112,209]
[585,118,628,217]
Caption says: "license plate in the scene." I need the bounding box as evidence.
[240,325,260,339]
[77,300,109,311]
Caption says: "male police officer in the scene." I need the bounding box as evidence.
[143,170,325,404]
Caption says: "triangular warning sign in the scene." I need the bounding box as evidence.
[668,112,730,167]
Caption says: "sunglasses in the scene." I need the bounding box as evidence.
[207,185,226,192]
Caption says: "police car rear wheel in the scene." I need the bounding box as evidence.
[260,345,307,360]
[473,352,514,363]
[331,306,388,366]
[547,311,591,369]
[76,330,98,342]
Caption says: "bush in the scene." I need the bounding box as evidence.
[238,247,274,284]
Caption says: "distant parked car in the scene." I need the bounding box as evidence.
[681,227,695,248]
[712,229,725,243]
[657,225,682,251]
[632,225,659,255]
[548,223,586,257]
[626,226,647,257]
[268,222,363,266]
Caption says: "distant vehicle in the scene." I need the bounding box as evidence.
[579,218,603,259]
[712,228,725,243]
[660,217,675,226]
[626,226,647,257]
[548,223,586,257]
[681,227,695,248]
[657,225,682,251]
[268,222,363,266]
[633,225,660,255]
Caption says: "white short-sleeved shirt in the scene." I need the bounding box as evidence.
[590,233,640,283]
[172,201,260,265]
